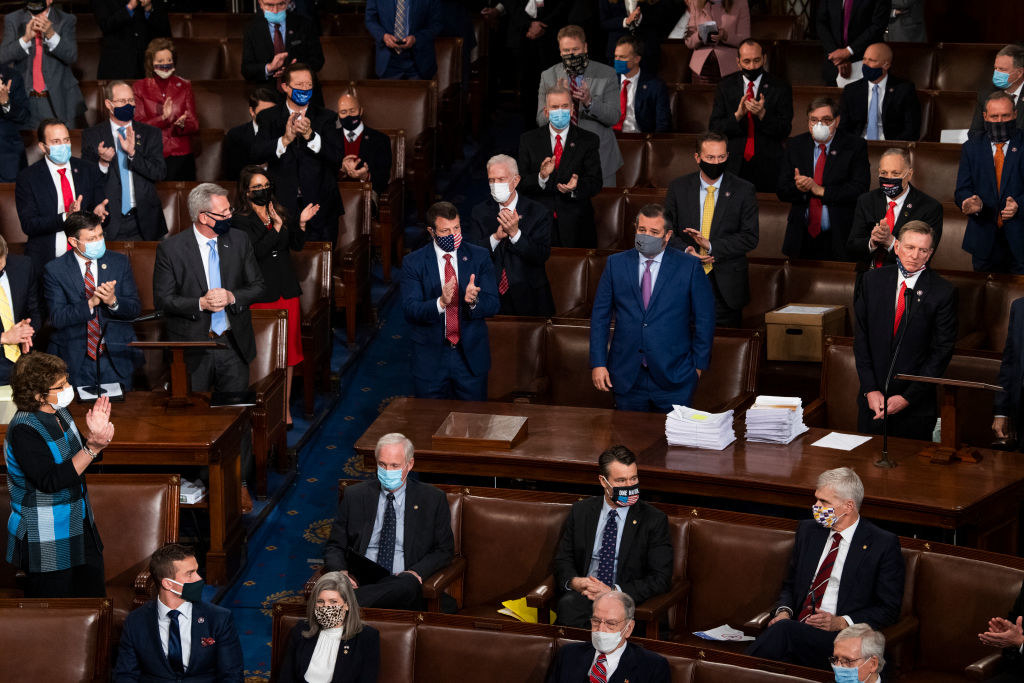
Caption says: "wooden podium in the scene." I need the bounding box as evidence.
[895,373,1004,464]
[129,340,224,408]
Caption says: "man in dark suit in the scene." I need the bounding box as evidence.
[815,0,888,86]
[747,467,905,669]
[778,96,870,261]
[518,85,603,248]
[847,147,942,271]
[0,236,40,385]
[854,221,957,440]
[710,39,792,195]
[43,211,141,391]
[15,119,108,278]
[611,35,670,134]
[92,0,171,80]
[114,543,244,682]
[994,298,1024,446]
[465,153,554,316]
[546,590,670,682]
[251,63,342,244]
[400,201,500,400]
[82,80,167,242]
[0,64,30,181]
[222,86,277,184]
[365,0,443,79]
[977,580,1024,681]
[591,204,715,412]
[665,132,758,328]
[323,433,454,609]
[839,43,921,142]
[242,0,324,91]
[956,91,1024,273]
[552,445,673,629]
[152,183,264,511]
[506,0,570,124]
[328,90,394,197]
[969,45,1024,140]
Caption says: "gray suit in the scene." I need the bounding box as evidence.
[536,60,623,187]
[885,0,926,42]
[0,7,83,129]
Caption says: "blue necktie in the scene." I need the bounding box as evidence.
[206,239,227,335]
[595,509,618,587]
[866,84,880,141]
[115,126,132,214]
[378,492,396,573]
[167,608,184,674]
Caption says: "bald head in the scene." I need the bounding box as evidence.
[862,43,892,82]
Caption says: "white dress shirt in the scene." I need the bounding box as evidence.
[44,155,74,257]
[341,121,365,143]
[277,102,322,157]
[156,597,192,671]
[1009,81,1024,107]
[813,516,860,626]
[864,74,888,140]
[488,192,523,250]
[98,120,137,209]
[619,73,639,133]
[304,627,345,683]
[73,250,118,314]
[895,266,924,309]
[742,72,763,96]
[590,642,628,680]
[0,271,14,331]
[192,226,231,329]
[697,173,724,253]
[869,184,910,252]
[433,239,459,315]
[538,124,571,189]
[525,0,539,18]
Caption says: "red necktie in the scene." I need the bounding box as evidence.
[893,280,907,336]
[614,78,629,132]
[589,653,608,683]
[32,34,45,92]
[272,23,286,54]
[807,144,827,238]
[553,134,563,169]
[85,260,104,360]
[498,270,509,295]
[443,254,459,345]
[57,167,73,213]
[743,81,756,161]
[873,200,897,269]
[798,532,841,622]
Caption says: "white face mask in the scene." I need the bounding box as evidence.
[49,385,74,410]
[811,121,833,143]
[591,627,626,654]
[490,182,512,205]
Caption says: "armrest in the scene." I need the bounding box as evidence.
[337,236,370,269]
[803,397,827,427]
[633,578,691,640]
[966,652,1006,681]
[881,615,919,647]
[525,574,556,608]
[713,391,756,414]
[421,556,466,599]
[304,567,324,601]
[249,371,283,403]
[743,610,772,634]
[133,569,153,608]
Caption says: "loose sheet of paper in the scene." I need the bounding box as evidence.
[811,432,873,451]
[775,305,835,315]
[693,624,754,642]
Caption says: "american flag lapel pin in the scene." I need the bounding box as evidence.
[462,256,468,262]
[197,616,205,623]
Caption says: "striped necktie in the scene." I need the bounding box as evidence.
[589,653,608,683]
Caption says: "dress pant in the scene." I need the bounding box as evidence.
[555,589,595,629]
[354,572,421,609]
[709,270,742,328]
[614,365,695,413]
[23,526,106,599]
[413,343,487,401]
[972,227,1024,274]
[856,395,936,441]
[745,618,837,669]
[74,349,134,391]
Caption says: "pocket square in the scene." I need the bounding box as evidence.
[200,637,216,647]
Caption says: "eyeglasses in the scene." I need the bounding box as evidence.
[248,183,273,192]
[47,381,69,393]
[809,117,835,126]
[828,655,864,667]
[589,618,624,629]
[204,208,234,219]
[110,97,136,106]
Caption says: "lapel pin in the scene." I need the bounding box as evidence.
[632,519,637,525]
[197,616,205,623]
[101,263,107,270]
[343,645,350,655]
[917,290,923,296]
[1014,148,1019,153]
[830,150,837,156]
[725,191,731,198]
[413,504,419,510]
[462,256,468,262]
[642,84,647,90]
[862,544,867,550]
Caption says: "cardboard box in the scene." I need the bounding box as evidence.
[765,303,846,362]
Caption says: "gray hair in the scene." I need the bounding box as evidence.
[187,183,229,223]
[816,467,864,510]
[997,44,1024,70]
[486,154,519,178]
[375,432,414,464]
[593,590,635,622]
[880,147,911,169]
[835,623,886,671]
[303,571,364,640]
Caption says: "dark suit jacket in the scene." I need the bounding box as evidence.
[853,266,957,418]
[0,254,40,385]
[996,580,1024,674]
[994,297,1024,419]
[152,227,265,364]
[773,518,905,630]
[507,0,570,49]
[465,193,554,316]
[631,71,672,134]
[365,0,442,78]
[322,123,393,196]
[553,496,673,608]
[518,124,603,248]
[546,641,671,683]
[954,130,1024,261]
[43,250,141,387]
[81,120,168,241]
[0,63,28,182]
[14,157,105,277]
[233,211,305,302]
[969,88,1024,140]
[839,74,921,141]
[665,171,759,311]
[597,0,679,72]
[846,185,943,268]
[815,0,889,83]
[222,121,258,184]
[777,131,871,259]
[113,598,244,682]
[241,11,325,84]
[279,622,379,683]
[322,478,454,580]
[400,241,500,380]
[93,0,171,79]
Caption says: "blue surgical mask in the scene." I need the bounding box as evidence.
[264,9,287,24]
[377,467,403,491]
[994,70,1012,89]
[613,59,630,75]
[81,238,106,260]
[831,664,862,683]
[290,88,313,106]
[549,108,571,130]
[47,143,71,165]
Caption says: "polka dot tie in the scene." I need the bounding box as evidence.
[378,492,396,574]
[595,509,618,587]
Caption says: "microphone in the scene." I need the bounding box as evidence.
[81,311,163,400]
[131,311,163,323]
[877,285,918,468]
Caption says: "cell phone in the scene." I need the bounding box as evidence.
[356,159,366,170]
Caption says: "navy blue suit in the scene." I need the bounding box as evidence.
[0,254,41,385]
[995,297,1024,430]
[43,250,142,389]
[590,246,715,412]
[631,71,672,134]
[400,241,500,400]
[546,641,670,683]
[954,130,1024,273]
[0,63,29,182]
[365,0,443,79]
[113,598,244,682]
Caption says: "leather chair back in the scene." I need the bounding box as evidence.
[940,269,988,344]
[185,12,247,38]
[487,317,547,401]
[191,80,250,132]
[446,492,463,556]
[658,40,693,84]
[665,655,698,682]
[129,241,158,311]
[743,259,786,328]
[933,43,1003,92]
[0,183,27,248]
[690,329,761,412]
[592,189,628,251]
[0,598,112,682]
[435,37,464,100]
[414,623,554,682]
[377,128,406,182]
[338,181,371,248]
[249,308,288,385]
[193,128,224,183]
[982,274,1024,352]
[616,133,646,188]
[673,85,716,134]
[888,43,937,91]
[926,92,979,142]
[929,204,972,272]
[585,251,613,315]
[909,142,961,203]
[291,242,333,322]
[645,133,700,188]
[693,662,814,682]
[783,261,858,334]
[819,337,860,430]
[173,39,229,81]
[750,196,789,259]
[789,86,843,138]
[369,619,418,681]
[751,15,804,40]
[78,80,105,128]
[72,40,101,81]
[333,80,438,171]
[546,248,590,317]
[772,41,829,86]
[545,320,615,408]
[320,36,376,81]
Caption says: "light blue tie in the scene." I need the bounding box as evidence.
[866,84,880,141]
[207,239,227,335]
[115,126,132,214]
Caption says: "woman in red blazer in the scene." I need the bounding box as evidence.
[132,38,199,181]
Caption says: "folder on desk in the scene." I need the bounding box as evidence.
[343,548,392,586]
[210,391,257,407]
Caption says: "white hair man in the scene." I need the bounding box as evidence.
[831,623,885,681]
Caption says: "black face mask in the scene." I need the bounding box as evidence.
[699,159,727,180]
[338,115,361,132]
[26,2,46,15]
[249,188,272,207]
[740,66,763,81]
[879,177,903,199]
[562,52,589,77]
[985,119,1017,143]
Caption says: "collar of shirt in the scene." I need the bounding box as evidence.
[380,482,407,508]
[742,73,763,92]
[549,124,569,149]
[267,15,287,32]
[700,173,724,194]
[868,73,888,95]
[498,191,520,215]
[44,156,70,174]
[1009,81,1023,103]
[286,101,308,117]
[193,225,217,253]
[992,139,1009,156]
[157,596,193,623]
[638,245,665,269]
[899,266,924,291]
[73,249,95,279]
[592,642,629,679]
[832,516,861,546]
[340,122,365,140]
[814,137,834,156]
[251,120,259,135]
[619,71,639,87]
[883,183,911,217]
[109,119,133,141]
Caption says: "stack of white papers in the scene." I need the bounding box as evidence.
[745,396,809,445]
[693,624,755,642]
[666,405,736,450]
[180,479,207,505]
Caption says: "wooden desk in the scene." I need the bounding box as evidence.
[357,398,1024,553]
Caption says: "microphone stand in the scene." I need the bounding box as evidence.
[81,311,163,401]
[876,287,916,469]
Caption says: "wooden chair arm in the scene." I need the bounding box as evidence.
[881,615,919,647]
[633,579,691,640]
[525,575,556,608]
[743,611,773,633]
[133,569,153,608]
[803,397,827,427]
[965,652,1006,680]
[421,556,466,599]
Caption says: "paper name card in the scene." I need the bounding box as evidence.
[811,432,873,451]
[432,412,528,451]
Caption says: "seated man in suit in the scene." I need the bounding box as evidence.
[242,0,324,92]
[815,0,887,86]
[365,0,442,79]
[82,80,167,242]
[153,183,264,513]
[552,445,673,629]
[591,204,715,412]
[518,85,603,248]
[465,153,554,316]
[328,90,393,198]
[747,467,905,669]
[977,581,1024,682]
[400,201,500,400]
[665,131,758,327]
[0,63,30,181]
[710,38,792,194]
[114,543,244,682]
[832,624,886,682]
[0,235,40,385]
[956,91,1024,273]
[969,44,1024,140]
[546,590,670,682]
[854,221,956,440]
[846,147,942,270]
[323,432,454,609]
[839,42,921,142]
[43,211,141,391]
[778,96,870,261]
[222,86,278,183]
[15,119,108,278]
[611,35,670,134]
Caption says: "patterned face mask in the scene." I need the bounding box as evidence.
[315,604,346,629]
[811,504,845,529]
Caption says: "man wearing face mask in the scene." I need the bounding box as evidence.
[242,0,324,97]
[969,45,1024,141]
[82,80,167,244]
[838,42,921,142]
[610,35,671,134]
[830,624,885,683]
[323,433,455,609]
[551,445,673,629]
[957,91,1024,273]
[778,97,870,261]
[92,0,171,80]
[466,153,554,316]
[546,590,670,682]
[665,131,758,327]
[114,543,244,681]
[326,90,393,198]
[747,468,904,669]
[43,211,141,391]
